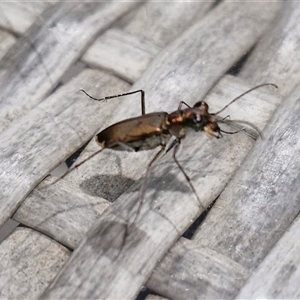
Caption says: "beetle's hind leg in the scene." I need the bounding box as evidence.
[130,145,166,225]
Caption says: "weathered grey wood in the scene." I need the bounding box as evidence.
[147,238,249,299]
[82,1,214,82]
[39,3,282,299]
[13,75,279,252]
[81,28,160,83]
[13,178,109,250]
[0,227,70,300]
[0,69,130,228]
[189,80,300,298]
[123,1,214,49]
[146,294,170,300]
[0,1,139,133]
[236,213,300,299]
[240,2,300,97]
[0,2,57,34]
[0,30,16,60]
[0,2,288,300]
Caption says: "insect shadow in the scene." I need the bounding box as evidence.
[80,167,190,204]
[54,83,278,224]
[80,174,135,203]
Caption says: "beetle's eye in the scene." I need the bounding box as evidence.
[193,101,203,108]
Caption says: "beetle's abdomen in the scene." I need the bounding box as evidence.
[96,112,169,151]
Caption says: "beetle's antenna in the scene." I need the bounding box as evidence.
[220,128,245,135]
[212,83,278,116]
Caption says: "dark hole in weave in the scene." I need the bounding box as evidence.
[212,0,224,7]
[183,196,219,239]
[65,139,92,168]
[136,286,151,300]
[80,174,136,202]
[226,44,255,76]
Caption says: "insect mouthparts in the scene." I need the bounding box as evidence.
[195,114,201,122]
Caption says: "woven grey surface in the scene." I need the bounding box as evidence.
[1,2,300,299]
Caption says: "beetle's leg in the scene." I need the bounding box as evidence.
[177,101,191,110]
[172,141,205,211]
[130,145,166,225]
[80,89,146,115]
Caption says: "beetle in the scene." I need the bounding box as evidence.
[61,83,277,211]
